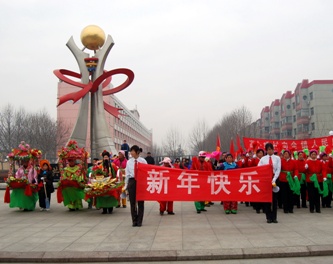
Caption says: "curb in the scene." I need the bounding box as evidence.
[0,245,333,262]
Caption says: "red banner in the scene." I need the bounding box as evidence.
[243,136,333,152]
[136,164,273,202]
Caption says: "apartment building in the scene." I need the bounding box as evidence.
[256,79,333,140]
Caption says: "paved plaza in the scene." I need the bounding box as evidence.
[0,188,333,262]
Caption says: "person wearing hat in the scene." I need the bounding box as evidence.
[295,151,308,208]
[37,160,54,211]
[99,150,118,214]
[305,149,327,213]
[11,159,39,211]
[113,150,128,208]
[191,151,213,214]
[60,158,86,211]
[279,150,299,214]
[258,143,281,224]
[158,157,175,215]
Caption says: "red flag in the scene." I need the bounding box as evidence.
[216,134,221,152]
[229,138,235,156]
[236,134,243,154]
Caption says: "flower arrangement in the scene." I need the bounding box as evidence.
[84,177,123,197]
[58,140,88,161]
[7,141,42,161]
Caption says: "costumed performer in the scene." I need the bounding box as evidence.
[58,141,88,211]
[98,150,118,214]
[7,141,40,211]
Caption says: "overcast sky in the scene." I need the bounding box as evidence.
[1,0,333,148]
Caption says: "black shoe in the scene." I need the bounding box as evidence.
[137,223,142,227]
[108,208,113,214]
[208,202,214,205]
[102,208,108,214]
[132,223,137,227]
[284,210,288,214]
[205,204,210,207]
[256,210,260,214]
[302,205,308,208]
[267,219,272,223]
[296,205,300,209]
[316,210,321,213]
[160,211,164,215]
[322,205,326,208]
[310,210,314,213]
[69,208,75,211]
[272,220,278,223]
[289,210,294,213]
[123,205,127,208]
[197,211,201,214]
[201,209,207,212]
[327,205,332,208]
[167,211,175,215]
[116,205,120,208]
[101,211,107,214]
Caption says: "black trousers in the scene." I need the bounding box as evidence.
[38,188,51,208]
[280,181,294,212]
[322,190,332,207]
[263,191,278,221]
[307,182,321,212]
[128,178,144,225]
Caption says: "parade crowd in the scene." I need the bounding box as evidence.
[4,139,333,227]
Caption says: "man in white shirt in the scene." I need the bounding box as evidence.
[258,143,281,223]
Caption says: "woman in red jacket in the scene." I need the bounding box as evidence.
[305,149,326,213]
[279,150,299,214]
[295,151,307,208]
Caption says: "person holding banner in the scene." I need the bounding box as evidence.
[258,143,281,224]
[305,149,327,213]
[218,153,239,214]
[253,148,265,213]
[279,150,299,214]
[158,157,175,215]
[191,151,213,214]
[125,145,147,227]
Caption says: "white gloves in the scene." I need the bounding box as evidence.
[241,159,245,163]
[305,164,309,169]
[294,176,298,179]
[253,154,256,158]
[324,178,327,181]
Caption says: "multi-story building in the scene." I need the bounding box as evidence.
[254,79,333,140]
[57,82,153,157]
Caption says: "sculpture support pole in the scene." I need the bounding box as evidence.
[91,35,117,158]
[65,37,90,148]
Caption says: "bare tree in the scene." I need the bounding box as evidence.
[202,106,253,153]
[188,119,209,155]
[0,105,71,163]
[162,127,185,159]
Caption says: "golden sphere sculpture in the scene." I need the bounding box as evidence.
[80,25,106,50]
